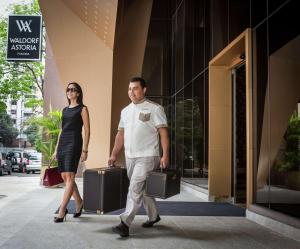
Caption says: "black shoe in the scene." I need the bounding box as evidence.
[73,204,83,218]
[142,215,161,228]
[54,209,68,223]
[112,221,129,237]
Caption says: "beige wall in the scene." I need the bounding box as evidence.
[40,0,116,168]
[43,35,65,114]
[110,0,153,164]
[40,0,153,168]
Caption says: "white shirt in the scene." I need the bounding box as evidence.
[118,99,168,158]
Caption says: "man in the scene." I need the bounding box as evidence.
[108,77,169,237]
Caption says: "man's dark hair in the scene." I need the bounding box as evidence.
[130,77,146,89]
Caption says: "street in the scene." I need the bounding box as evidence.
[0,174,300,249]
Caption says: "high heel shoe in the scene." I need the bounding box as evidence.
[73,204,83,218]
[54,208,68,223]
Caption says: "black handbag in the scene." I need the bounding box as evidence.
[145,168,181,199]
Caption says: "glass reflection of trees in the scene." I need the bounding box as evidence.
[174,96,203,177]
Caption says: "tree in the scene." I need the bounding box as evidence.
[0,112,18,146]
[23,122,39,146]
[275,112,300,172]
[26,110,62,167]
[0,0,44,113]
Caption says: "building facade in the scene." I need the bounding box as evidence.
[40,0,300,235]
[6,94,40,147]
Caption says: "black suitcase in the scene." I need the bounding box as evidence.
[83,167,129,214]
[145,169,181,199]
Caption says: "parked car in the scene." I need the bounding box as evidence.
[0,153,12,176]
[25,153,42,174]
[7,151,30,172]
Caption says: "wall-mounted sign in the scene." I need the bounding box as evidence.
[6,15,42,61]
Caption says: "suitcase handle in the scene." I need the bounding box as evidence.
[107,164,125,169]
[159,166,166,172]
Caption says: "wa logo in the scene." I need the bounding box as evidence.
[16,20,32,32]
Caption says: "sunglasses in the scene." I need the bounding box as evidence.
[66,87,78,93]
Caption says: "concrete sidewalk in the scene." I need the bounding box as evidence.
[0,175,299,249]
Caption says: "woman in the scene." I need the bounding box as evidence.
[53,82,90,223]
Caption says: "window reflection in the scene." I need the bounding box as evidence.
[255,29,300,217]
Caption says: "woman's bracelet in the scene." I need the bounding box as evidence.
[82,150,88,153]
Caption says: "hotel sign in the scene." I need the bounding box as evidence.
[7,15,42,61]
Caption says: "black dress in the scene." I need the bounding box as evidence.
[57,104,84,173]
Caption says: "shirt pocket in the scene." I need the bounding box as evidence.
[139,112,151,122]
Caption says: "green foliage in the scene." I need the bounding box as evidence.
[172,97,203,165]
[0,0,44,113]
[23,122,39,145]
[10,0,40,15]
[0,112,18,146]
[26,110,62,167]
[24,97,44,110]
[275,112,300,172]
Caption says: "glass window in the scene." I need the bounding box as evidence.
[142,20,171,96]
[184,0,194,84]
[268,0,290,15]
[193,74,206,180]
[29,155,39,160]
[171,14,176,95]
[251,0,267,28]
[204,0,211,67]
[14,152,21,158]
[175,3,184,92]
[175,90,184,170]
[182,83,193,177]
[210,0,229,57]
[254,22,270,207]
[254,0,300,218]
[170,97,176,167]
[268,0,300,56]
[228,0,250,42]
[193,0,205,77]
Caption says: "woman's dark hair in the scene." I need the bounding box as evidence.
[66,82,83,105]
[130,77,146,89]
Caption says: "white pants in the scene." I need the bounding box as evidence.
[120,156,160,227]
